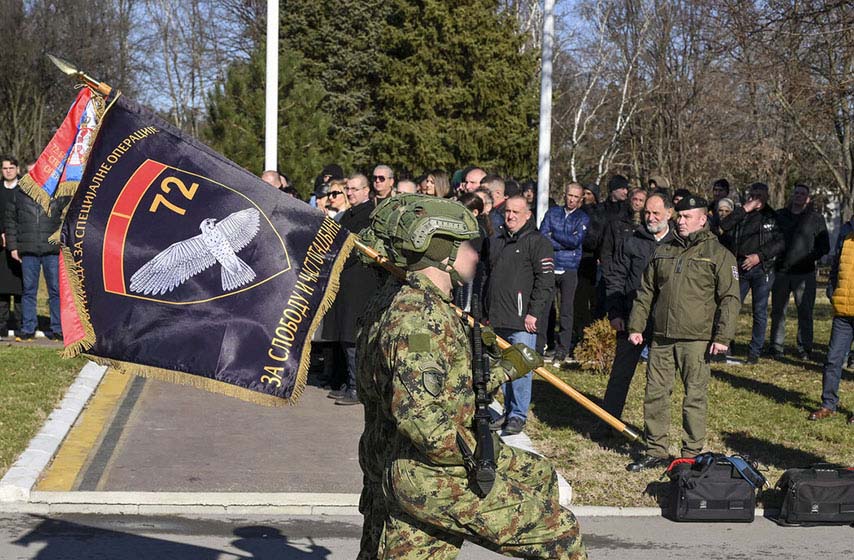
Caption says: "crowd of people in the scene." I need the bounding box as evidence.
[272,162,849,462]
[2,151,849,455]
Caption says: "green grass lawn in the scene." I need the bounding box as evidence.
[527,295,854,508]
[0,344,85,474]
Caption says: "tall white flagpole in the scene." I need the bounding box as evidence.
[536,0,555,225]
[264,0,279,171]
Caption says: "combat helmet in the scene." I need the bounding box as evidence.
[359,193,480,284]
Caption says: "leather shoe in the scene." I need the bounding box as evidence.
[503,416,526,435]
[626,455,669,472]
[808,407,835,421]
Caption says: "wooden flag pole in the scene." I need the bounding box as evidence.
[353,238,643,442]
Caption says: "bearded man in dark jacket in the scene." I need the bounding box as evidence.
[601,193,676,420]
[769,183,829,360]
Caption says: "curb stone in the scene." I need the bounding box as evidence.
[0,362,109,502]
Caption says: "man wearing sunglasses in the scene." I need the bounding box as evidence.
[371,165,395,201]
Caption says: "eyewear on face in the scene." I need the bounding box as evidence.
[328,191,344,198]
[372,175,388,182]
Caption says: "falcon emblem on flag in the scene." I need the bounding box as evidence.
[130,208,261,295]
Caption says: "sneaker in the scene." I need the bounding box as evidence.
[503,417,526,435]
[15,331,35,342]
[766,349,783,360]
[746,354,760,365]
[334,389,360,406]
[327,385,347,399]
[626,454,669,472]
[796,350,811,361]
[551,352,566,366]
[489,415,506,432]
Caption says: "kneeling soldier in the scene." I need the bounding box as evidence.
[355,194,587,559]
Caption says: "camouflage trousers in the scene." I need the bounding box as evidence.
[377,444,587,559]
[358,480,385,560]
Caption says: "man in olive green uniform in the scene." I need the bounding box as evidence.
[355,194,586,559]
[626,196,740,471]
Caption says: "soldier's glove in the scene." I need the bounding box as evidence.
[481,326,501,359]
[498,343,542,382]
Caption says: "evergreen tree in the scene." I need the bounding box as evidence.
[203,49,341,198]
[278,0,390,170]
[372,0,539,177]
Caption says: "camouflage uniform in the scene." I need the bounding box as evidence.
[356,271,586,560]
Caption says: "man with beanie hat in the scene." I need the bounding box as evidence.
[626,195,740,471]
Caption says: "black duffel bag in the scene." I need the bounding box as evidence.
[666,453,766,522]
[776,465,854,526]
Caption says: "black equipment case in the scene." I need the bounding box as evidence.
[776,465,854,526]
[666,454,764,522]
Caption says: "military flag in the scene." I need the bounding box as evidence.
[55,91,353,404]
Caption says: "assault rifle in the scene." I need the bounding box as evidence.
[456,291,496,498]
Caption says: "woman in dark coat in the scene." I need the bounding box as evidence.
[0,183,23,335]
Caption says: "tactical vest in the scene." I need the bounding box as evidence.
[832,234,854,317]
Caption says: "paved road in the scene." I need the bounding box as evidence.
[1,513,851,559]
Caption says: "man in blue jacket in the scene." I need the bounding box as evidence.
[540,183,589,364]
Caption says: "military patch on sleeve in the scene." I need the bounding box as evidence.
[408,333,432,353]
[421,365,445,397]
[732,265,739,280]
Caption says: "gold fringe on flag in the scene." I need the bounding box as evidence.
[59,246,96,359]
[83,356,288,407]
[288,231,355,404]
[18,174,53,215]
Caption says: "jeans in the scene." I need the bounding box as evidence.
[821,316,854,411]
[21,254,61,335]
[770,271,816,354]
[554,270,578,355]
[739,265,773,358]
[495,328,537,422]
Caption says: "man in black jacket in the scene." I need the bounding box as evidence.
[719,182,785,363]
[487,196,555,435]
[0,157,23,337]
[601,193,676,420]
[323,173,381,405]
[769,184,829,360]
[599,187,647,277]
[5,187,69,341]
